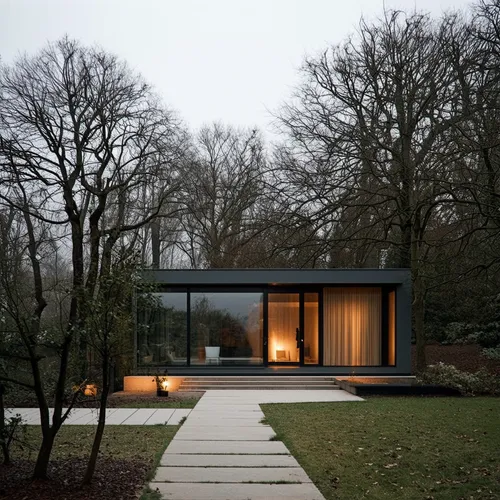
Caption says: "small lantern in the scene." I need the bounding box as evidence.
[155,376,169,397]
[84,384,97,397]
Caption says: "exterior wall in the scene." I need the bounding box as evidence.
[135,268,412,377]
[395,277,412,375]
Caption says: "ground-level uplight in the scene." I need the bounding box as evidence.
[154,375,169,397]
[84,384,97,397]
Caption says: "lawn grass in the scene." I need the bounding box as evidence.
[11,425,179,462]
[261,398,500,500]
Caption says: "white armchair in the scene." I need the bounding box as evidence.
[205,346,221,365]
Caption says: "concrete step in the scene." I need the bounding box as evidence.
[178,375,338,391]
[179,385,339,391]
[182,380,336,387]
[180,376,336,381]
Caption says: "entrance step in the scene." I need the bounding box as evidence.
[178,376,339,391]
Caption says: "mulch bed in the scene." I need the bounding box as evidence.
[0,458,149,500]
[8,390,203,409]
[411,344,500,375]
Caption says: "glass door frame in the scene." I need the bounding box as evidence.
[264,287,322,367]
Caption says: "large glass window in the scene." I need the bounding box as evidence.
[136,292,187,367]
[323,287,382,366]
[190,292,264,365]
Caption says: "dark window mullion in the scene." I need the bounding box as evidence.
[187,290,191,367]
[263,291,268,366]
[299,292,305,366]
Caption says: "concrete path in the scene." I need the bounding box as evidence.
[5,407,190,425]
[150,389,362,499]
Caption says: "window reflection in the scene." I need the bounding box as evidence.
[137,293,187,367]
[190,292,264,365]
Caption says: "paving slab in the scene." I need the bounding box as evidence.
[160,454,300,467]
[181,419,268,428]
[18,408,52,425]
[139,390,362,498]
[152,466,311,483]
[167,409,191,425]
[193,404,263,411]
[69,408,120,425]
[120,408,157,425]
[7,406,189,426]
[105,408,139,425]
[65,409,98,425]
[145,409,175,425]
[150,482,325,499]
[6,408,38,417]
[173,427,275,441]
[199,389,362,403]
[59,409,93,425]
[164,440,290,455]
[187,411,264,419]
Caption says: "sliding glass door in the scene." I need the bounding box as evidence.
[267,292,319,365]
[267,293,300,363]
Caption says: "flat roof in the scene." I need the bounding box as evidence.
[142,268,410,286]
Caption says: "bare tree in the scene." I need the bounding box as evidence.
[178,123,267,268]
[277,11,473,370]
[0,37,183,479]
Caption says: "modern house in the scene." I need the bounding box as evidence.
[132,269,411,381]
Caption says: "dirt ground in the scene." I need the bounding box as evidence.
[0,459,150,500]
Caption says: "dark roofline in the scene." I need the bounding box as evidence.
[141,268,410,286]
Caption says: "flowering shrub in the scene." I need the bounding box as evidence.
[418,362,500,396]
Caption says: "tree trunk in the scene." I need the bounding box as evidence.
[151,220,160,268]
[411,230,427,371]
[82,361,110,485]
[33,429,55,479]
[0,383,10,465]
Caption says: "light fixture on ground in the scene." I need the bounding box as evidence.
[154,374,169,397]
[84,384,97,397]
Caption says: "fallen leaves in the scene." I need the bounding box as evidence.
[0,458,150,500]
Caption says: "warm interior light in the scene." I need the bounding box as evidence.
[323,287,381,366]
[268,294,300,363]
[84,384,97,397]
[161,380,168,390]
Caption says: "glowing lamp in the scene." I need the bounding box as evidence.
[84,384,97,397]
[155,376,169,397]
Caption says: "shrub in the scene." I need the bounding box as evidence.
[482,347,500,361]
[442,322,478,345]
[1,413,26,464]
[475,323,500,348]
[418,362,500,396]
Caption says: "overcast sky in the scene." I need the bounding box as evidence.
[2,0,472,138]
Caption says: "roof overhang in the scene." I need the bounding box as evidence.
[141,268,410,286]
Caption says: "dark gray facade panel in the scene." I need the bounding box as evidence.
[395,277,412,375]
